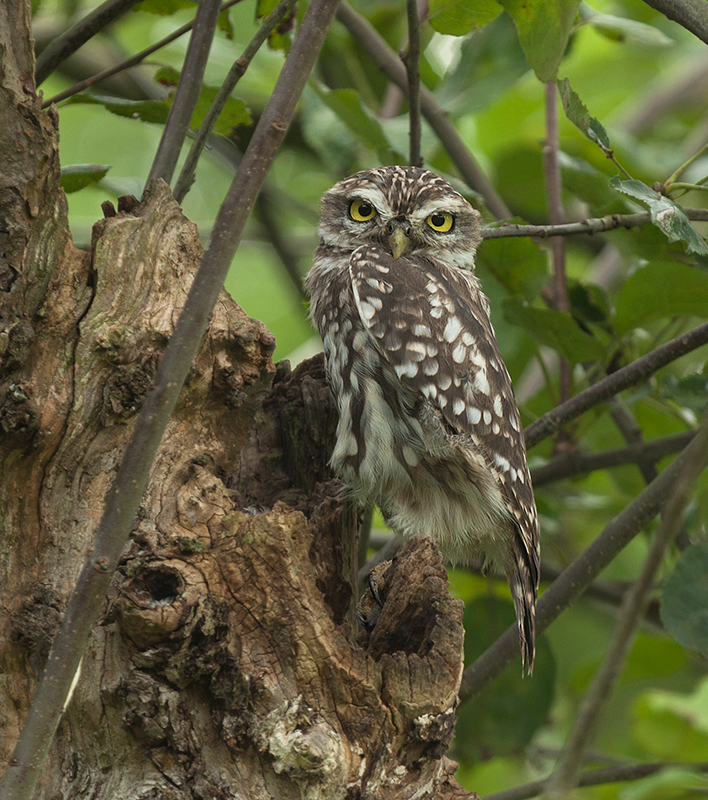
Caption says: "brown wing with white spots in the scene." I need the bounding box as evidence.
[349,243,540,597]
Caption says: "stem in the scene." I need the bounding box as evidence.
[665,140,708,186]
[530,429,696,486]
[0,0,340,794]
[543,81,571,406]
[146,0,223,188]
[524,320,708,449]
[336,2,512,219]
[405,0,422,167]
[545,412,708,797]
[42,0,245,110]
[35,0,144,86]
[641,0,708,45]
[173,0,297,203]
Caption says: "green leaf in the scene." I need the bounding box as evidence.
[192,89,252,136]
[610,177,708,256]
[503,297,606,363]
[557,77,610,149]
[567,280,610,325]
[135,0,195,15]
[65,94,171,125]
[660,374,708,414]
[495,0,580,82]
[218,8,234,39]
[661,543,708,658]
[428,0,501,36]
[585,11,674,47]
[154,65,180,86]
[60,164,111,194]
[453,598,555,764]
[614,261,708,334]
[477,233,548,300]
[256,0,295,50]
[311,83,401,163]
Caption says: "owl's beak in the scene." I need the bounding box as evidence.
[387,221,412,259]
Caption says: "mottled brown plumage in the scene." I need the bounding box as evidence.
[305,166,540,671]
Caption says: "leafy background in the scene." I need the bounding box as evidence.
[33,0,708,795]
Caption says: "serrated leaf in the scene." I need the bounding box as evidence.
[60,164,111,194]
[477,233,548,300]
[65,94,171,125]
[135,0,195,15]
[586,11,674,47]
[557,77,610,149]
[660,543,708,658]
[610,177,708,256]
[311,83,401,163]
[453,598,555,764]
[503,297,606,363]
[614,261,708,333]
[428,0,501,36]
[496,0,580,82]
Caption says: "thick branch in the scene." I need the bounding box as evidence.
[147,0,222,187]
[0,1,340,796]
[35,0,143,86]
[642,0,708,44]
[530,430,696,486]
[405,0,422,167]
[336,2,512,219]
[459,427,706,702]
[524,321,708,449]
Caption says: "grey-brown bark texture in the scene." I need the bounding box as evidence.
[0,4,475,798]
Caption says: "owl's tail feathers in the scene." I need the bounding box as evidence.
[508,526,539,676]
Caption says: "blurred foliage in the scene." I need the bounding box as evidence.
[33,0,708,794]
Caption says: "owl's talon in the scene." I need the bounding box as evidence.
[355,559,393,630]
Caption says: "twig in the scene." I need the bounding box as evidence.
[531,429,697,486]
[336,2,512,219]
[146,0,222,188]
[405,0,422,167]
[484,761,708,800]
[482,208,708,239]
[543,81,571,407]
[458,426,707,703]
[641,0,708,45]
[35,0,144,86]
[173,0,297,202]
[545,412,708,797]
[0,0,340,795]
[524,320,708,449]
[41,0,246,109]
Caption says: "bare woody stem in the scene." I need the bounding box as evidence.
[545,412,708,796]
[0,0,340,796]
[336,2,512,219]
[524,320,708,449]
[42,0,246,109]
[35,0,144,86]
[173,0,297,203]
[641,0,708,44]
[405,0,422,167]
[458,426,707,703]
[147,0,223,188]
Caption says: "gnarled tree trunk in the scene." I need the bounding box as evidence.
[0,5,475,798]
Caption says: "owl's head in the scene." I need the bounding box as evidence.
[318,166,483,270]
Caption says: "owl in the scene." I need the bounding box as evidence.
[305,166,540,672]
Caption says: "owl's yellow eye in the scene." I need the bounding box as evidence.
[426,212,454,232]
[349,200,377,222]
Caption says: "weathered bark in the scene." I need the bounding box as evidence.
[1,4,475,798]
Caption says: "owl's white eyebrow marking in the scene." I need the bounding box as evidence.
[342,186,389,212]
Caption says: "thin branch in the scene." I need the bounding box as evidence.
[524,320,708,449]
[545,412,708,797]
[146,0,223,188]
[35,0,144,86]
[531,430,697,486]
[405,0,422,167]
[458,426,707,703]
[336,2,512,220]
[41,0,245,110]
[484,761,708,800]
[641,0,708,45]
[482,208,708,239]
[173,0,297,202]
[0,0,340,795]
